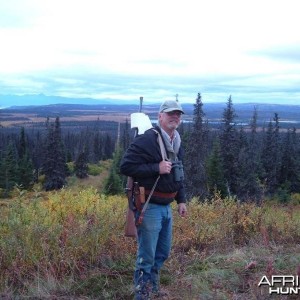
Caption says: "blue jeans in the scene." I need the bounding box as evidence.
[134,203,172,299]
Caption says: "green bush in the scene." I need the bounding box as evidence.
[67,162,75,174]
[88,163,103,176]
[274,188,291,203]
[291,193,300,205]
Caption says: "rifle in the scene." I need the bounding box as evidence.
[124,97,152,237]
[124,176,136,237]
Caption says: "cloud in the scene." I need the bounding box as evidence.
[1,0,300,104]
[0,1,40,28]
[253,45,300,63]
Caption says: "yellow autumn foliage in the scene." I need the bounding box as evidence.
[0,186,300,288]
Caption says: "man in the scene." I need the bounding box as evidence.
[120,100,187,299]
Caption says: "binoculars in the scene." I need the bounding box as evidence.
[172,160,184,182]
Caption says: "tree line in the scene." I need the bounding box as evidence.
[103,94,300,203]
[0,117,115,197]
[1,95,300,203]
[183,94,300,203]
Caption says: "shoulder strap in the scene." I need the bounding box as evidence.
[137,128,165,226]
[152,128,168,161]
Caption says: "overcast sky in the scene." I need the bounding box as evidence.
[0,0,300,104]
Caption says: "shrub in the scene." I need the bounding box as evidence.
[1,187,300,298]
[88,162,105,176]
[291,193,300,205]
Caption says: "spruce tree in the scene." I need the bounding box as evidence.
[122,118,131,152]
[279,128,300,193]
[31,130,44,182]
[43,117,68,191]
[93,131,102,162]
[184,93,209,200]
[206,137,227,197]
[261,113,281,194]
[103,134,113,160]
[236,126,262,202]
[219,96,239,196]
[74,151,89,179]
[0,141,19,195]
[18,127,34,189]
[247,107,263,201]
[104,147,123,195]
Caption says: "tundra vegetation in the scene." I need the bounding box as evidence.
[1,181,300,299]
[0,94,300,298]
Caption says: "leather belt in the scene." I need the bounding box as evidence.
[145,190,177,199]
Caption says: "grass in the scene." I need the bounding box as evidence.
[1,183,300,299]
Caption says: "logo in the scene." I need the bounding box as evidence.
[258,275,300,295]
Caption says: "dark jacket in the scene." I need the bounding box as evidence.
[120,126,186,205]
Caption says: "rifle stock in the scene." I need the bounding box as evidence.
[124,96,152,238]
[124,176,137,238]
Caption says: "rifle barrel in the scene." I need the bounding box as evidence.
[139,96,143,112]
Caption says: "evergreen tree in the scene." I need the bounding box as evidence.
[66,150,73,163]
[247,107,263,201]
[279,127,300,193]
[236,126,262,202]
[261,113,281,194]
[0,141,19,195]
[184,93,209,199]
[93,131,102,162]
[219,96,239,195]
[18,127,34,189]
[74,151,89,179]
[18,127,26,158]
[206,137,227,197]
[248,107,263,177]
[43,117,68,191]
[31,130,44,182]
[104,147,123,195]
[122,118,131,152]
[18,152,34,190]
[103,134,113,160]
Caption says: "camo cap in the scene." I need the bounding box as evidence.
[159,100,184,114]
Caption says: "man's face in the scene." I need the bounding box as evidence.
[159,110,182,132]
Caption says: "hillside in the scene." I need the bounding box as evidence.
[1,176,300,299]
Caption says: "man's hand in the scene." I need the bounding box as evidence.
[159,160,172,174]
[178,203,187,217]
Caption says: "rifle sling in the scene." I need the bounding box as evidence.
[136,129,167,225]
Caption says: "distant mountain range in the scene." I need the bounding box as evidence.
[1,93,300,109]
[1,96,300,129]
[0,94,135,108]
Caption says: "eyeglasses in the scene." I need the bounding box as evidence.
[165,111,182,117]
